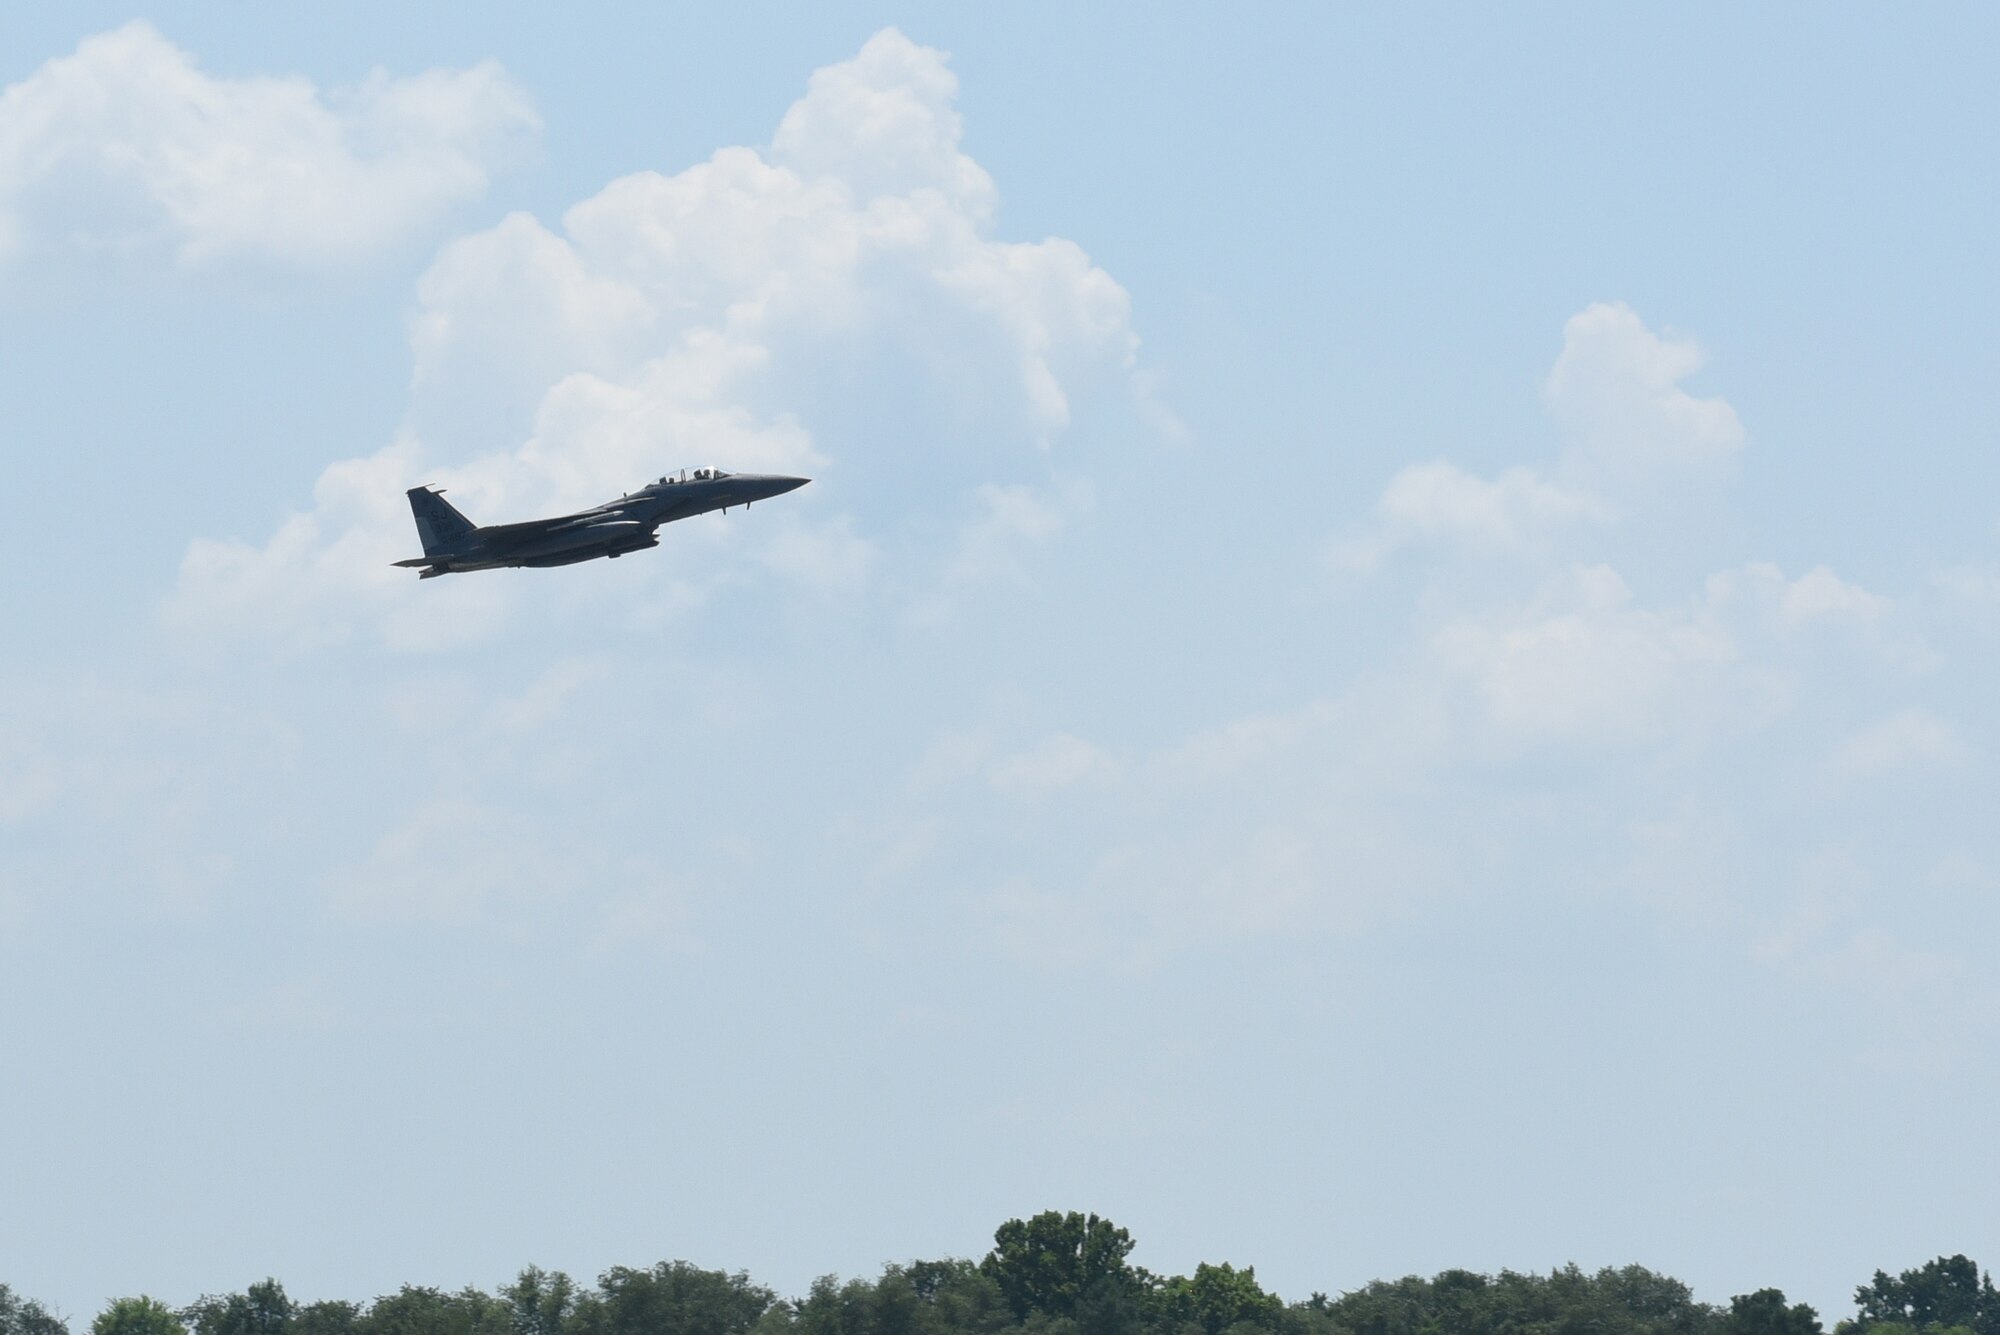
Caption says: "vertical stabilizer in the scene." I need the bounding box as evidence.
[407,486,477,556]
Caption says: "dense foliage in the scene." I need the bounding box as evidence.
[10,1214,1996,1335]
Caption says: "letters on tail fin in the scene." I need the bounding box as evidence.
[406,486,477,556]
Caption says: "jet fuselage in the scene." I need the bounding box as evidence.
[396,468,809,578]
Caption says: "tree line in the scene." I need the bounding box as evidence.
[4,1212,1995,1335]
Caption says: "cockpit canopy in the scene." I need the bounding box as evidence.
[655,466,731,485]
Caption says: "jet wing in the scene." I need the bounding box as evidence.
[475,497,671,540]
[477,514,606,541]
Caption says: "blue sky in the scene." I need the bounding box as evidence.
[2,3,1997,1323]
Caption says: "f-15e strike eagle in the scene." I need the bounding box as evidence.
[394,467,809,578]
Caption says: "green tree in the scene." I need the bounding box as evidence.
[852,1262,1018,1335]
[356,1287,508,1335]
[789,1274,874,1335]
[2,1286,69,1335]
[571,1263,774,1335]
[1302,1272,1460,1335]
[184,1282,295,1335]
[1297,1263,1719,1335]
[1593,1265,1717,1335]
[898,1259,1012,1335]
[1725,1290,1822,1335]
[981,1213,1137,1322]
[292,1304,360,1335]
[1073,1275,1144,1335]
[93,1300,184,1335]
[1852,1259,1997,1335]
[502,1270,576,1335]
[1150,1264,1280,1335]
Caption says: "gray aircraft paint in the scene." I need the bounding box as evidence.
[395,467,809,578]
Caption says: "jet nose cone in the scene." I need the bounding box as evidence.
[751,474,809,500]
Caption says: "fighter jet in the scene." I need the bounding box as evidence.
[394,467,809,578]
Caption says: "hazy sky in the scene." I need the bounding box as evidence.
[2,3,1996,1324]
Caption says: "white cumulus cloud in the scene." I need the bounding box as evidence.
[1707,561,1891,632]
[0,21,537,268]
[1378,462,1608,546]
[1543,301,1745,482]
[1336,461,1608,568]
[1432,564,1749,745]
[326,798,568,928]
[989,732,1117,797]
[770,27,996,218]
[1774,564,1891,628]
[1339,303,1739,572]
[169,28,1150,649]
[1825,710,1968,788]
